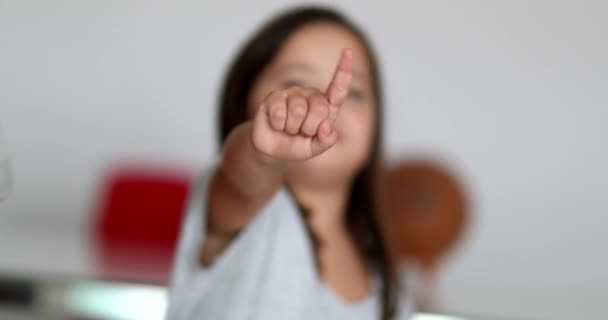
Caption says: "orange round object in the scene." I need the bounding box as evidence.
[383,160,468,267]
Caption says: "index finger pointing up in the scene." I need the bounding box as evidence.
[325,48,353,108]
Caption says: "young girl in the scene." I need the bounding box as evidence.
[167,7,411,320]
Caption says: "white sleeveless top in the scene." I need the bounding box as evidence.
[166,168,412,319]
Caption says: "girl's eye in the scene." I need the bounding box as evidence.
[347,88,366,101]
[282,79,306,88]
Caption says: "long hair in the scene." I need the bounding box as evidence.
[217,6,398,319]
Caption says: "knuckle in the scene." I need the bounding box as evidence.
[311,99,329,117]
[272,90,288,101]
[270,108,286,122]
[302,87,318,96]
[267,99,283,112]
[311,92,327,101]
[290,101,308,117]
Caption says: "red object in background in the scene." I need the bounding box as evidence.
[92,163,195,285]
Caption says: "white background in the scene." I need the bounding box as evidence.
[1,1,607,319]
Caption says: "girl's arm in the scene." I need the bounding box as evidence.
[201,122,283,265]
[201,49,353,265]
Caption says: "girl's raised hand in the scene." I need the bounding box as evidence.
[251,48,353,161]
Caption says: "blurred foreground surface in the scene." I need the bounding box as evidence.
[0,277,514,320]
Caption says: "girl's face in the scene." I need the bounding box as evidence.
[248,22,377,185]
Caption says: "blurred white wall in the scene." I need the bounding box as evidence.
[1,0,607,319]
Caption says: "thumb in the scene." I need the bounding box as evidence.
[310,120,338,157]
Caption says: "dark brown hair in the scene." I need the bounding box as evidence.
[217,6,398,319]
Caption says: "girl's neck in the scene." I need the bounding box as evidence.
[288,182,350,241]
[287,181,372,302]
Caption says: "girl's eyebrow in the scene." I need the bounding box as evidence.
[270,62,367,81]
